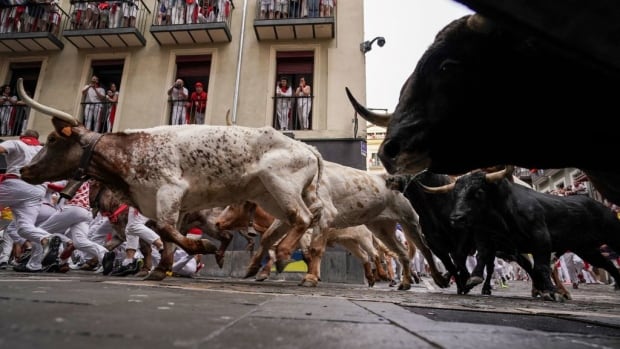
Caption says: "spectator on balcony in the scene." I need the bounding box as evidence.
[70,0,87,29]
[97,1,109,29]
[295,77,311,130]
[167,78,188,125]
[84,1,100,29]
[108,0,122,28]
[306,0,319,17]
[81,75,106,132]
[104,82,119,132]
[122,0,138,27]
[320,0,335,17]
[44,0,61,35]
[1,85,18,136]
[171,0,185,24]
[190,82,207,125]
[260,0,274,19]
[157,0,170,25]
[217,0,232,22]
[275,77,292,131]
[274,0,289,19]
[185,0,200,24]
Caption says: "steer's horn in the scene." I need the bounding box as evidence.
[419,182,455,194]
[17,78,78,126]
[484,165,514,183]
[345,87,391,127]
[466,14,495,34]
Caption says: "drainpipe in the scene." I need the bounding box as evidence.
[232,0,249,125]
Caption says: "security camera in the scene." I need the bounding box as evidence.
[377,37,386,47]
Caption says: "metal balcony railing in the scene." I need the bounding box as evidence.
[79,100,117,133]
[65,0,149,31]
[166,99,207,125]
[62,0,150,48]
[151,0,232,26]
[0,104,30,137]
[0,2,69,51]
[272,95,312,131]
[255,0,333,19]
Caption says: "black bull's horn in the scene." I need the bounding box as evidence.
[485,165,515,183]
[419,182,455,194]
[345,87,392,127]
[17,78,79,126]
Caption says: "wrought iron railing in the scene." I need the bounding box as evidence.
[151,0,233,26]
[272,95,312,131]
[0,104,30,137]
[79,101,117,133]
[0,1,69,36]
[255,0,333,19]
[166,99,207,125]
[64,0,150,32]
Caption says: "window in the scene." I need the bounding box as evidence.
[169,55,211,125]
[81,59,124,133]
[273,51,314,131]
[2,62,42,136]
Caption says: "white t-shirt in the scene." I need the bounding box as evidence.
[2,140,42,176]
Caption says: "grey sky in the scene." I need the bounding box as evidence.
[363,0,473,112]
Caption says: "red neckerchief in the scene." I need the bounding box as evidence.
[19,136,40,146]
[280,86,289,93]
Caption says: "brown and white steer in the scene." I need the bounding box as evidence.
[16,78,331,281]
[224,160,451,290]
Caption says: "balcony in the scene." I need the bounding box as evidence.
[0,104,30,137]
[149,1,234,45]
[253,0,335,41]
[62,0,149,49]
[0,2,68,52]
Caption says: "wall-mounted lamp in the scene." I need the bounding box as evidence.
[360,36,386,54]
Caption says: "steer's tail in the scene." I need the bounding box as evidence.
[306,145,334,230]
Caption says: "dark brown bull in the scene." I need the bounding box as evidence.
[347,13,620,205]
[89,180,153,276]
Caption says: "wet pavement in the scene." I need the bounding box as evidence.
[0,270,618,349]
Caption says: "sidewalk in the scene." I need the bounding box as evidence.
[0,271,618,349]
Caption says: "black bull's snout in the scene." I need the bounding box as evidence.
[449,211,471,229]
[378,139,399,174]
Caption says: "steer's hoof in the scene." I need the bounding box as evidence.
[244,265,260,278]
[275,259,293,273]
[398,282,411,291]
[466,276,484,288]
[144,269,167,281]
[299,274,318,287]
[255,272,269,282]
[481,288,492,296]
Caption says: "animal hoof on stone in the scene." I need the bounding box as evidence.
[244,266,260,278]
[144,269,167,281]
[299,278,318,287]
[481,288,492,296]
[466,276,484,288]
[255,273,269,282]
[398,282,411,291]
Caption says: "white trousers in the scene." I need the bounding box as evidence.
[0,179,50,270]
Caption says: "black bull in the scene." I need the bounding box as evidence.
[346,14,620,205]
[447,170,620,299]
